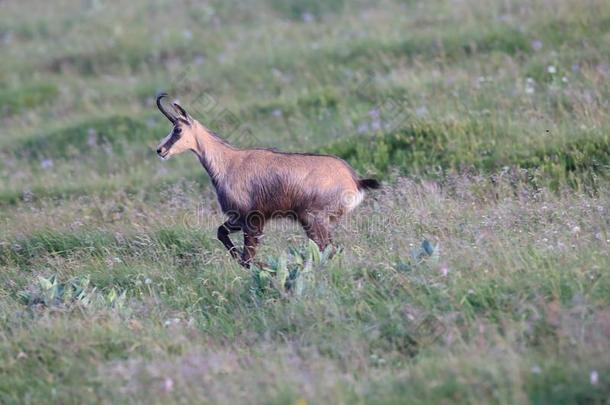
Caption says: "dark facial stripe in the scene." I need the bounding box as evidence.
[163,127,182,150]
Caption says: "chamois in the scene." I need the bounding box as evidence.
[155,93,380,267]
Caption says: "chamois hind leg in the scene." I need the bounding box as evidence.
[217,220,242,260]
[300,213,332,251]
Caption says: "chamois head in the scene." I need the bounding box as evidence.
[155,93,196,160]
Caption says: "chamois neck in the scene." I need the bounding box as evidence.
[191,122,235,182]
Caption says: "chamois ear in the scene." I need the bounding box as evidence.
[172,102,192,123]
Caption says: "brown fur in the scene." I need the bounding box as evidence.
[156,94,380,267]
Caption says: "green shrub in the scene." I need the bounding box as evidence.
[18,274,126,309]
[321,123,610,187]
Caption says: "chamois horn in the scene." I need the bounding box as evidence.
[156,93,176,124]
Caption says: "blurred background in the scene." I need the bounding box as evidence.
[1,0,608,203]
[0,1,609,403]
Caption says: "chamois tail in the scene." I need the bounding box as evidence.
[358,178,381,190]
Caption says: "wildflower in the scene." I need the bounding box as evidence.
[163,377,174,392]
[590,370,599,385]
[531,40,543,51]
[368,108,380,119]
[41,159,54,170]
[525,77,535,94]
[164,318,180,327]
[302,12,315,23]
[547,65,557,74]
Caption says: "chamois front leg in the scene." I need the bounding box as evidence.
[240,213,265,268]
[217,220,242,260]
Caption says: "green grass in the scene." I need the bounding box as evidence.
[0,83,58,115]
[0,0,609,403]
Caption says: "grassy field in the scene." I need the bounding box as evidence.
[1,0,609,403]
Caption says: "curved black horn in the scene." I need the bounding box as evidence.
[156,93,176,123]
